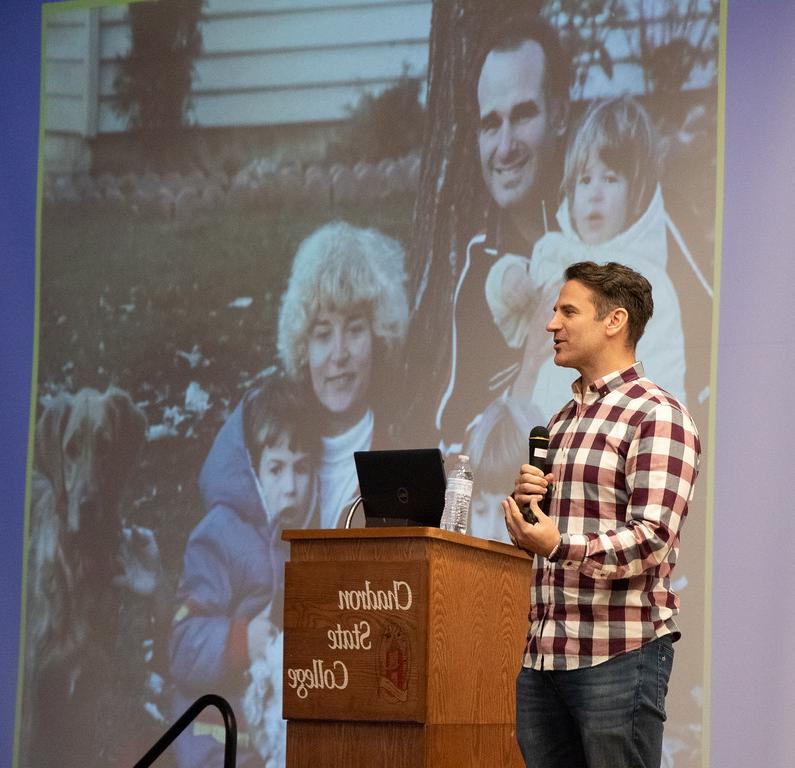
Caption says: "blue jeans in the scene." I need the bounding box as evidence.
[515,635,674,768]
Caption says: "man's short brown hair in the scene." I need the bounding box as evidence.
[564,261,654,348]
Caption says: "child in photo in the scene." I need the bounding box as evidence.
[169,376,317,768]
[466,394,541,543]
[485,94,687,420]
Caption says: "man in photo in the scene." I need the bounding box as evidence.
[435,13,570,449]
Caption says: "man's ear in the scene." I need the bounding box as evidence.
[604,307,629,339]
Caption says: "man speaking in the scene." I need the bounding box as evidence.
[502,261,701,768]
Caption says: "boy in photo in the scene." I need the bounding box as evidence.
[169,377,317,768]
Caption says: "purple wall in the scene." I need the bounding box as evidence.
[712,1,795,766]
[0,0,38,759]
[2,1,795,765]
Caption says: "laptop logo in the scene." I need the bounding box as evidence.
[397,487,409,504]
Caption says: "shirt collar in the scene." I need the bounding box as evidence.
[572,361,645,405]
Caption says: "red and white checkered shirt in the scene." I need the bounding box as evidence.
[523,362,701,671]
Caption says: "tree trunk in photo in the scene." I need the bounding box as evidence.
[400,0,543,444]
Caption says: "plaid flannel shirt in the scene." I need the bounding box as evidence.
[523,362,701,671]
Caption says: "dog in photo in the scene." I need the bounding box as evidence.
[20,386,151,768]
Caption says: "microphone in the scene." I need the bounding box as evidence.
[523,426,550,523]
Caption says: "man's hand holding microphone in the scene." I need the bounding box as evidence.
[502,426,561,558]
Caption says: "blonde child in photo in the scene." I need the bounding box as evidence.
[485,94,687,420]
[466,394,538,543]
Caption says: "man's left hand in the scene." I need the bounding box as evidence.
[502,494,561,558]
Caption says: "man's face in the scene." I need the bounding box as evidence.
[477,40,559,216]
[545,279,607,373]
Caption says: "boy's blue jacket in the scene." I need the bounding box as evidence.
[169,390,279,767]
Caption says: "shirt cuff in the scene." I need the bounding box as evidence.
[548,534,588,566]
[547,538,562,561]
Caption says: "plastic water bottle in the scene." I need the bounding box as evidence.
[440,454,474,534]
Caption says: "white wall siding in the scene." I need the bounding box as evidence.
[44,0,716,138]
[44,7,100,137]
[46,0,432,136]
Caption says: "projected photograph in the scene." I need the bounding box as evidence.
[20,1,720,767]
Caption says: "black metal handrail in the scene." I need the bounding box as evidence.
[132,693,237,768]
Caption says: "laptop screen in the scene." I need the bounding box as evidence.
[353,448,446,527]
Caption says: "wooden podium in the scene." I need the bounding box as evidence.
[281,528,530,767]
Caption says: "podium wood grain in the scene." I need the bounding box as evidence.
[282,528,530,767]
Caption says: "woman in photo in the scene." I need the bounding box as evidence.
[277,220,410,528]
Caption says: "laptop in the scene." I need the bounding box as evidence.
[353,448,446,528]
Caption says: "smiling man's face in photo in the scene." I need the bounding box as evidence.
[477,39,559,219]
